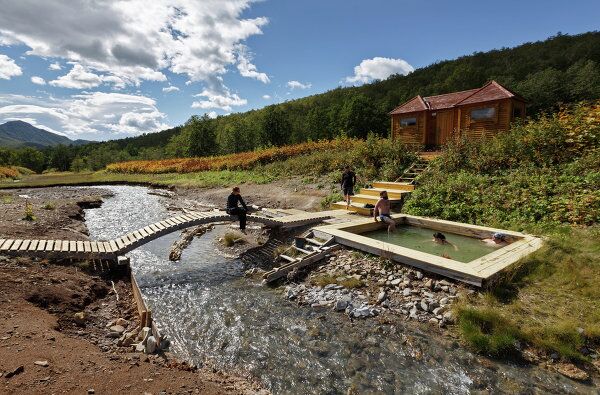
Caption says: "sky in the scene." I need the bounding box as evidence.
[0,0,598,142]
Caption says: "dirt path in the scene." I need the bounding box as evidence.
[0,187,265,394]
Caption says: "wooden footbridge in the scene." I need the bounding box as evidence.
[0,209,352,261]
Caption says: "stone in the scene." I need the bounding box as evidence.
[376,291,387,304]
[432,307,445,316]
[88,389,95,394]
[555,363,589,381]
[442,311,455,324]
[73,311,87,325]
[145,336,158,354]
[334,299,349,312]
[115,318,128,327]
[424,279,433,289]
[402,288,411,297]
[419,300,429,312]
[135,343,146,352]
[137,327,152,343]
[110,325,126,334]
[390,278,402,286]
[34,360,49,367]
[439,297,450,306]
[415,271,423,280]
[5,365,24,378]
[428,318,439,325]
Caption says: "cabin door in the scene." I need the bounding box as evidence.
[435,110,454,145]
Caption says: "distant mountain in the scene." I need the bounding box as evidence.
[0,120,92,148]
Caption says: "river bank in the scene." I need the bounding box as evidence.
[0,187,266,394]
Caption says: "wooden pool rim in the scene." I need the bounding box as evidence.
[313,214,543,287]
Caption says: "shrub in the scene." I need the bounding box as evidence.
[23,202,36,221]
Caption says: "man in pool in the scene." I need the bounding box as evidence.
[373,190,395,232]
[226,186,248,233]
[482,232,508,247]
[432,232,458,251]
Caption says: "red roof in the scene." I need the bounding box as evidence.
[390,81,525,115]
[389,95,428,115]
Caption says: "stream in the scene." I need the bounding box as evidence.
[83,185,589,394]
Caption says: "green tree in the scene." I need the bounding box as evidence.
[15,147,46,173]
[262,106,291,146]
[339,94,386,138]
[186,114,217,157]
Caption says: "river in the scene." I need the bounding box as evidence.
[84,185,588,394]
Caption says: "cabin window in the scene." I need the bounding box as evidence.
[400,117,417,127]
[470,107,495,121]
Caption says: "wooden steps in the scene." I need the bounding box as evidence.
[263,231,341,283]
[331,202,374,216]
[371,181,415,191]
[0,209,352,261]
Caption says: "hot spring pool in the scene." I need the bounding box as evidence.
[362,225,498,263]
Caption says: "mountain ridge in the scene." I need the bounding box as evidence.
[0,120,91,148]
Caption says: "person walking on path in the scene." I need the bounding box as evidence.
[373,190,396,233]
[226,186,248,233]
[341,166,357,209]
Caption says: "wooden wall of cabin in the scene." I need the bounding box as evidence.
[391,112,426,145]
[458,99,514,139]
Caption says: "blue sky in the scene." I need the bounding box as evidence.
[0,0,598,141]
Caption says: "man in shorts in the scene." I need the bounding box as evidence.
[340,166,357,209]
[374,190,395,232]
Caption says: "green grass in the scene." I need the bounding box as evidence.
[0,170,277,189]
[22,202,36,221]
[457,227,600,361]
[42,202,56,210]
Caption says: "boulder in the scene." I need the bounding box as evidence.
[145,336,158,354]
[109,325,125,334]
[555,363,589,381]
[115,318,128,327]
[73,311,87,325]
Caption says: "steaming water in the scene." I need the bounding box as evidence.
[83,186,589,394]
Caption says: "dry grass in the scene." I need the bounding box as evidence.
[222,231,246,247]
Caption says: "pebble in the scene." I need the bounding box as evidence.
[34,360,49,367]
[390,279,402,286]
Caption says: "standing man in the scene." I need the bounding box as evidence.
[341,166,357,209]
[374,190,396,232]
[226,186,247,233]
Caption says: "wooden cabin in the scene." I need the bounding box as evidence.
[390,81,526,147]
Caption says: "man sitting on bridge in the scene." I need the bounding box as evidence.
[227,186,248,233]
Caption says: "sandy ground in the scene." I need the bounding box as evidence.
[0,188,266,394]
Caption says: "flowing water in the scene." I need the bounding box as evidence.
[363,226,498,263]
[83,185,590,394]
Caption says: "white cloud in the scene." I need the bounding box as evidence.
[0,54,22,80]
[345,56,414,84]
[0,1,268,89]
[30,76,46,85]
[262,94,271,99]
[192,87,247,111]
[0,92,170,140]
[49,64,103,89]
[287,80,311,90]
[162,85,180,93]
[48,62,62,70]
[236,45,269,83]
[206,111,218,119]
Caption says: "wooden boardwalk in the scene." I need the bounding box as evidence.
[0,209,351,261]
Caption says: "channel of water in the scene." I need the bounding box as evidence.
[83,185,585,394]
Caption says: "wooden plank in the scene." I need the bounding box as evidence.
[19,240,31,251]
[53,240,62,252]
[0,239,13,250]
[149,224,160,232]
[69,240,76,252]
[0,239,4,249]
[83,241,91,252]
[29,240,39,250]
[143,226,155,234]
[36,240,46,251]
[109,240,118,252]
[154,222,165,230]
[133,231,143,240]
[45,240,54,251]
[115,238,125,250]
[97,242,105,253]
[61,240,69,252]
[138,228,149,237]
[165,219,178,226]
[91,242,99,253]
[76,240,84,252]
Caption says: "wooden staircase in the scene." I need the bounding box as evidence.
[263,230,341,283]
[395,157,430,184]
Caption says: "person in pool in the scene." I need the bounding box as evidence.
[482,232,509,247]
[374,190,395,232]
[432,232,458,251]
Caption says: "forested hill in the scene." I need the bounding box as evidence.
[2,32,600,173]
[142,31,600,158]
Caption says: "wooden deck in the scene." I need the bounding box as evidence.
[0,209,353,261]
[312,214,543,287]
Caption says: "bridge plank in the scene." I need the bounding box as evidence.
[154,222,165,230]
[149,224,160,232]
[61,240,69,252]
[109,240,118,252]
[165,219,177,226]
[29,240,39,250]
[97,242,105,253]
[0,239,13,250]
[37,240,46,251]
[19,240,31,251]
[138,228,149,237]
[91,242,99,253]
[69,240,76,252]
[180,214,193,222]
[84,241,91,252]
[45,240,54,251]
[143,226,155,235]
[133,231,143,240]
[115,238,125,250]
[0,239,4,249]
[171,216,184,224]
[53,240,62,252]
[76,241,84,252]
[158,221,171,229]
[123,234,134,245]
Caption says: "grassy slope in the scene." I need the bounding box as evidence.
[403,102,600,361]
